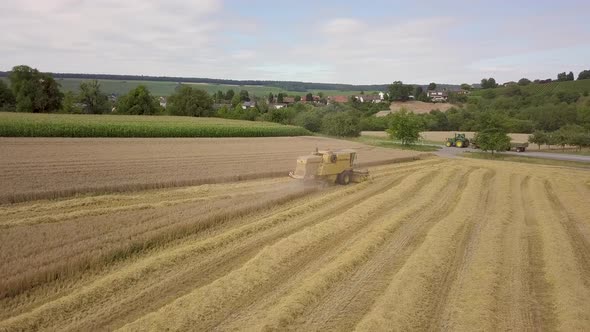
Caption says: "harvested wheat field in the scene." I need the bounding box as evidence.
[0,137,423,204]
[1,157,589,331]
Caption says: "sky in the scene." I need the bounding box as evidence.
[1,0,589,85]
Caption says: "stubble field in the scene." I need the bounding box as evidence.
[1,156,589,331]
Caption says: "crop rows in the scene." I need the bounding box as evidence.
[0,112,310,138]
[1,158,588,331]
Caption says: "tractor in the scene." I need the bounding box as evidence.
[445,133,470,148]
[289,149,369,185]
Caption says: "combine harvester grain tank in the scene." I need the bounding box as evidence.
[289,149,369,185]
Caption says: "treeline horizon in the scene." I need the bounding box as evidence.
[0,70,463,93]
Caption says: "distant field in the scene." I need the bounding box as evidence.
[389,101,454,114]
[0,112,310,138]
[1,77,364,97]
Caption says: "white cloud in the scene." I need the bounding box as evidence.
[1,1,589,84]
[1,0,224,74]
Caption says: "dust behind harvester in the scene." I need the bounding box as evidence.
[289,149,369,185]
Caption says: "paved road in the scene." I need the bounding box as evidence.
[503,150,590,162]
[434,146,590,163]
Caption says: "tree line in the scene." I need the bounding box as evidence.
[0,65,392,137]
[0,70,390,93]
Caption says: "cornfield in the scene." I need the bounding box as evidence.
[0,112,310,137]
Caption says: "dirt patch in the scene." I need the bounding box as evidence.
[388,101,455,114]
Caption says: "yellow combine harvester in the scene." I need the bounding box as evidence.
[289,149,369,185]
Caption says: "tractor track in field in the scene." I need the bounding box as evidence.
[542,180,590,284]
[212,166,463,331]
[280,167,476,331]
[1,158,589,331]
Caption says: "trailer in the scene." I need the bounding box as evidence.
[508,142,528,152]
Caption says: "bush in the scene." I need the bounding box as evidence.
[475,129,511,156]
[386,109,425,145]
[321,112,361,137]
[359,116,389,131]
[294,111,322,132]
[167,86,213,117]
[217,104,260,121]
[263,107,298,125]
[117,85,161,115]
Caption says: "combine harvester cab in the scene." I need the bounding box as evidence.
[289,149,369,185]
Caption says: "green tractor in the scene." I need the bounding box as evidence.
[445,133,470,148]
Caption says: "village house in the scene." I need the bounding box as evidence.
[327,95,349,104]
[241,101,256,109]
[427,90,448,102]
[158,96,167,108]
[272,103,288,109]
[355,94,380,103]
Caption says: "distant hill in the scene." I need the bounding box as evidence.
[0,71,391,93]
[0,70,460,94]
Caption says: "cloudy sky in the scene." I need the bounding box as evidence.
[1,0,589,85]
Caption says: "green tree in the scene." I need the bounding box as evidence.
[61,91,83,114]
[225,89,235,101]
[388,81,412,101]
[268,92,274,103]
[460,83,472,90]
[475,129,511,156]
[504,84,522,97]
[557,72,568,81]
[554,125,585,151]
[9,65,63,113]
[386,109,425,145]
[167,85,214,117]
[277,93,284,103]
[239,90,250,102]
[294,95,302,102]
[305,93,313,101]
[414,86,425,100]
[480,77,498,89]
[428,82,437,91]
[231,93,241,107]
[0,80,15,111]
[294,111,322,132]
[79,80,110,114]
[215,90,224,102]
[578,70,590,80]
[321,112,361,137]
[566,71,575,81]
[117,85,160,115]
[569,131,590,151]
[517,78,531,86]
[528,130,547,150]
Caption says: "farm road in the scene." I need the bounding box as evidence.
[433,146,590,163]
